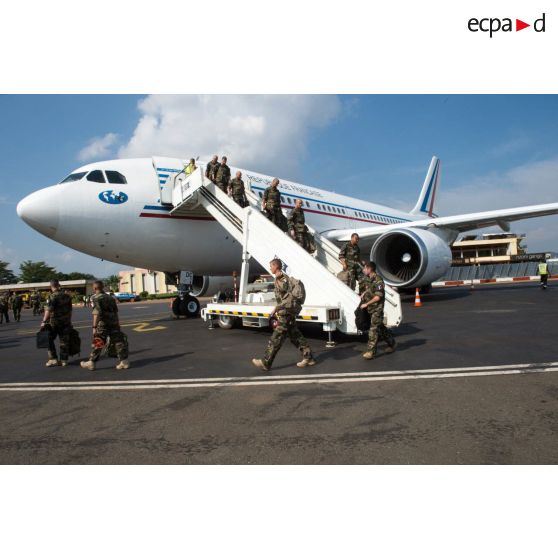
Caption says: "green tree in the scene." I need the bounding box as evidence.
[57,271,96,281]
[19,260,58,283]
[104,274,121,292]
[0,260,18,285]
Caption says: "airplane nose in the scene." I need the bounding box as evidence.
[17,186,60,238]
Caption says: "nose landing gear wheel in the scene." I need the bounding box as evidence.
[172,294,201,318]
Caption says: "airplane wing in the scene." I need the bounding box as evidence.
[323,202,558,242]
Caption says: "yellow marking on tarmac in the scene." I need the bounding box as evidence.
[16,315,168,335]
[127,322,166,332]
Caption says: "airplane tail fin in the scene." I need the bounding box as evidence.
[410,156,441,217]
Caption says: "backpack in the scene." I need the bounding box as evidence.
[68,328,81,356]
[288,277,306,312]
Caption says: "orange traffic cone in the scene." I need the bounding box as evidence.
[414,288,422,307]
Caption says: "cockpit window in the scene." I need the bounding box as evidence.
[60,172,87,184]
[105,170,127,184]
[87,170,106,183]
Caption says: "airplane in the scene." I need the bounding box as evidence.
[16,155,558,302]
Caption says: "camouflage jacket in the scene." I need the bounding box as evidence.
[229,177,245,198]
[214,163,231,185]
[11,295,23,309]
[92,291,120,328]
[288,207,306,232]
[263,186,281,210]
[47,289,73,326]
[274,273,294,314]
[339,242,361,269]
[362,274,385,312]
[0,296,8,311]
[205,161,220,181]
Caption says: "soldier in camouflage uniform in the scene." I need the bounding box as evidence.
[11,293,23,322]
[252,258,316,372]
[287,198,312,252]
[81,280,129,371]
[41,280,73,367]
[214,156,231,193]
[228,171,248,207]
[338,233,363,290]
[30,290,41,316]
[360,262,396,360]
[0,293,9,324]
[205,155,220,182]
[262,178,284,229]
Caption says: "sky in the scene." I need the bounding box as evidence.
[1,94,558,277]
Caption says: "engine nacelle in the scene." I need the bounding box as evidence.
[370,228,452,288]
[191,275,235,297]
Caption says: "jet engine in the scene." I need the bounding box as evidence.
[191,275,235,297]
[370,228,452,288]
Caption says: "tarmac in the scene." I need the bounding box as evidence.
[0,282,557,464]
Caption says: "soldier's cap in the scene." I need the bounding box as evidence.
[50,279,60,287]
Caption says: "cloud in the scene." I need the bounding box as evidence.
[118,95,342,176]
[78,132,119,162]
[0,241,14,261]
[438,157,558,251]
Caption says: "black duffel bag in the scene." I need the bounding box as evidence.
[354,305,371,333]
[68,328,81,356]
[36,326,52,349]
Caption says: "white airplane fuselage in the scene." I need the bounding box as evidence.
[17,157,419,276]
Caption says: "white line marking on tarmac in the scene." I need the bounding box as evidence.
[0,363,557,392]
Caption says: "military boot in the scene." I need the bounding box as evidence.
[296,357,317,368]
[384,342,397,354]
[251,358,270,372]
[60,361,69,367]
[80,360,96,371]
[362,351,375,360]
[45,359,60,367]
[116,359,130,370]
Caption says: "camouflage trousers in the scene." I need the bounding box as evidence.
[33,304,41,316]
[293,231,312,253]
[12,307,22,322]
[367,307,395,356]
[48,324,72,361]
[341,267,359,290]
[216,181,228,193]
[263,313,312,368]
[232,194,248,208]
[265,207,283,228]
[90,326,128,362]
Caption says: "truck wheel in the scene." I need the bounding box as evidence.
[218,315,237,329]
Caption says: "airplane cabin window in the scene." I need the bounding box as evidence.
[280,196,285,203]
[87,170,106,183]
[105,170,127,184]
[305,201,310,208]
[60,172,87,184]
[258,192,263,198]
[287,197,292,204]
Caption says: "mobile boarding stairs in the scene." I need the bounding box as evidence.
[168,168,402,341]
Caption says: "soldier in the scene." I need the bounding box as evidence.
[288,198,312,252]
[41,279,73,367]
[262,178,284,229]
[30,290,41,316]
[360,262,396,360]
[81,280,130,371]
[338,233,363,290]
[214,156,231,193]
[0,293,9,324]
[11,292,23,322]
[205,155,220,182]
[228,171,248,207]
[252,258,316,372]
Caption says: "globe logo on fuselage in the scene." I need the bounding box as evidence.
[98,190,128,205]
